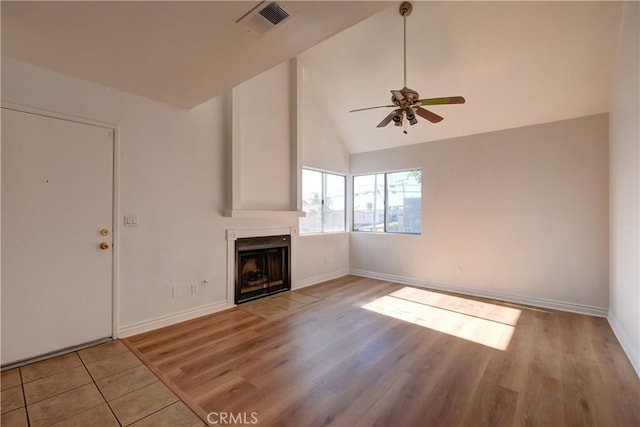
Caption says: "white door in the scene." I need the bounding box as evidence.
[1,108,114,365]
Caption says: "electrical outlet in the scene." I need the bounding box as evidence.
[190,282,198,294]
[172,285,182,298]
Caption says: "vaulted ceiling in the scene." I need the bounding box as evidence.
[299,1,622,153]
[1,1,391,108]
[2,2,623,154]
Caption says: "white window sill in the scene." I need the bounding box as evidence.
[299,231,349,237]
[351,231,422,236]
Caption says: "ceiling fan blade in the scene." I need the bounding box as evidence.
[376,111,396,128]
[415,107,444,123]
[391,90,406,103]
[350,104,396,113]
[417,96,466,106]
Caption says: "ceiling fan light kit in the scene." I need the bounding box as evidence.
[350,1,466,134]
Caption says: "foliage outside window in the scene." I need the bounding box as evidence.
[353,169,422,234]
[300,169,346,234]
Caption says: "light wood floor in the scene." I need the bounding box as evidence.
[124,276,640,426]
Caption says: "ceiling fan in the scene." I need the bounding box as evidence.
[349,2,466,134]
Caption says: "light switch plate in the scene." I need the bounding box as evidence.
[124,213,138,227]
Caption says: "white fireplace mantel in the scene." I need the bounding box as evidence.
[226,226,297,241]
[223,210,305,219]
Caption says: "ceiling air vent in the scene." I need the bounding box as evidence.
[259,2,289,25]
[237,2,294,36]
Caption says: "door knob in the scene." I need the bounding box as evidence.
[99,242,110,250]
[100,228,109,236]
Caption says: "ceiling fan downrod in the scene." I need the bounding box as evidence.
[399,2,412,88]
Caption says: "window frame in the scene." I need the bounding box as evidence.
[352,168,422,235]
[300,167,347,235]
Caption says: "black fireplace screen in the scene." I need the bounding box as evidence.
[235,235,290,304]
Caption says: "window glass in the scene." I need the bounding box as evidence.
[300,169,322,233]
[324,173,346,232]
[300,169,346,234]
[386,170,422,234]
[353,174,385,232]
[353,169,421,234]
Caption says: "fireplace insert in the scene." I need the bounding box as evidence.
[235,235,291,304]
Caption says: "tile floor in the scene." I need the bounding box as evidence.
[0,340,205,427]
[240,291,323,319]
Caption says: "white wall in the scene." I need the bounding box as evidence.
[1,57,298,336]
[235,62,292,211]
[294,72,351,287]
[351,114,610,315]
[299,75,350,174]
[609,1,640,376]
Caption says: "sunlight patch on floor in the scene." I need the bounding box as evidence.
[389,287,522,326]
[362,287,521,350]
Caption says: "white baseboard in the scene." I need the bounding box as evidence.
[607,313,640,378]
[116,270,349,337]
[116,300,235,338]
[349,269,609,318]
[294,269,349,290]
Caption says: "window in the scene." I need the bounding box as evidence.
[353,169,422,234]
[352,174,385,232]
[300,169,346,234]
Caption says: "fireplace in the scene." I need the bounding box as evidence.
[235,235,291,304]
